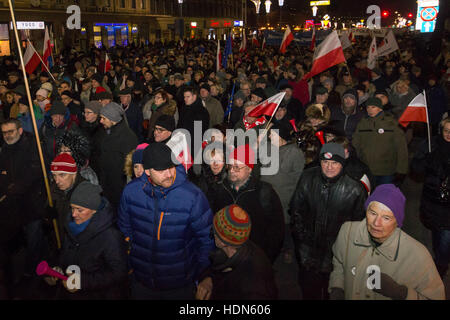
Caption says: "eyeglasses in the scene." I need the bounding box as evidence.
[227,165,247,172]
[2,128,17,135]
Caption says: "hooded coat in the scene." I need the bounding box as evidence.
[57,198,128,300]
[329,219,445,300]
[330,89,365,141]
[118,165,214,291]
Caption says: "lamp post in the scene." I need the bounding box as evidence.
[278,0,283,29]
[178,0,183,17]
[265,1,271,27]
[250,0,261,28]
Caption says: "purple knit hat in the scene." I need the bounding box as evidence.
[364,184,406,227]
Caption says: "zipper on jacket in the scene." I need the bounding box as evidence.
[157,211,164,240]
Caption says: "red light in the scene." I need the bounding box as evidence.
[408,13,413,18]
[382,10,389,17]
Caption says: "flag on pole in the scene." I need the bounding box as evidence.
[377,30,399,57]
[367,37,378,69]
[398,91,429,127]
[216,38,221,72]
[261,36,266,50]
[303,31,346,80]
[42,26,53,71]
[104,52,112,73]
[248,92,286,118]
[222,33,232,69]
[252,33,259,46]
[166,131,193,173]
[339,31,352,50]
[309,27,316,51]
[224,81,236,120]
[239,31,247,52]
[349,30,356,43]
[280,25,294,54]
[23,44,41,74]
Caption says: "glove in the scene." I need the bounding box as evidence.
[373,273,408,300]
[329,287,345,300]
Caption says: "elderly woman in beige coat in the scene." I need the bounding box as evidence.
[328,184,445,300]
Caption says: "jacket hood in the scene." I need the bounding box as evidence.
[342,88,359,108]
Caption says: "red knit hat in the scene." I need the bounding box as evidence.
[51,153,77,174]
[230,144,255,169]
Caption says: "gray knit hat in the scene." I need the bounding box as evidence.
[319,143,346,166]
[70,181,103,210]
[85,101,102,115]
[100,102,124,122]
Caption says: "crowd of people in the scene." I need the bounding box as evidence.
[0,30,449,300]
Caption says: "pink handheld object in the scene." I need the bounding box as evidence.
[36,261,68,281]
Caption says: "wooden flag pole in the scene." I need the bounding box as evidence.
[8,0,61,249]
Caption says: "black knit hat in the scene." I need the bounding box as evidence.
[271,121,292,142]
[49,101,67,116]
[119,87,133,95]
[251,88,267,100]
[200,83,211,92]
[91,73,103,83]
[366,97,383,109]
[142,142,178,170]
[155,115,175,132]
[70,181,103,211]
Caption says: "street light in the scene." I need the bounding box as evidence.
[278,0,284,29]
[250,0,262,28]
[265,0,271,13]
[178,0,183,17]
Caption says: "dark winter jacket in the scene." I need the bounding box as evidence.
[178,97,210,142]
[79,118,102,141]
[289,166,367,273]
[94,120,138,209]
[204,241,278,300]
[57,198,128,299]
[209,175,285,263]
[411,135,450,230]
[118,165,214,291]
[426,84,448,126]
[123,100,144,142]
[193,164,227,209]
[284,96,305,122]
[330,107,365,142]
[0,133,45,224]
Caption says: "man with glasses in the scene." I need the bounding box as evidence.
[0,119,46,295]
[153,115,175,143]
[289,143,367,300]
[210,144,284,264]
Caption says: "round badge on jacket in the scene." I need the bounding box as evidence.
[378,128,384,134]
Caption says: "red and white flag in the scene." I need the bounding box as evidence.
[252,33,259,47]
[309,27,316,51]
[23,44,40,74]
[239,31,247,52]
[339,31,352,50]
[166,131,193,173]
[42,26,52,71]
[104,52,112,73]
[280,25,294,54]
[399,91,428,127]
[367,37,378,69]
[261,36,266,50]
[248,92,286,118]
[377,30,399,57]
[303,31,346,80]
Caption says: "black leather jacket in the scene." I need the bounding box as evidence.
[289,166,367,273]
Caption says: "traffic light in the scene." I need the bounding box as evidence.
[382,10,389,18]
[407,13,413,18]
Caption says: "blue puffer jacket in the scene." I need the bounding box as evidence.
[118,165,214,290]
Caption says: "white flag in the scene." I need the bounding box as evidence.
[339,31,352,50]
[367,37,378,69]
[377,30,399,57]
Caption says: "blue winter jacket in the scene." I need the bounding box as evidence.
[118,165,214,290]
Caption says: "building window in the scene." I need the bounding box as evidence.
[141,0,146,9]
[132,0,136,8]
[120,0,126,8]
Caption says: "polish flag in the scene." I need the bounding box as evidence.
[239,31,247,52]
[399,91,428,127]
[248,92,286,118]
[104,52,112,73]
[24,44,40,75]
[367,37,378,69]
[303,31,346,80]
[280,25,294,54]
[166,131,193,172]
[261,36,266,50]
[252,33,259,47]
[42,26,53,71]
[309,27,316,51]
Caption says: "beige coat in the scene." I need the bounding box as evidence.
[329,219,445,300]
